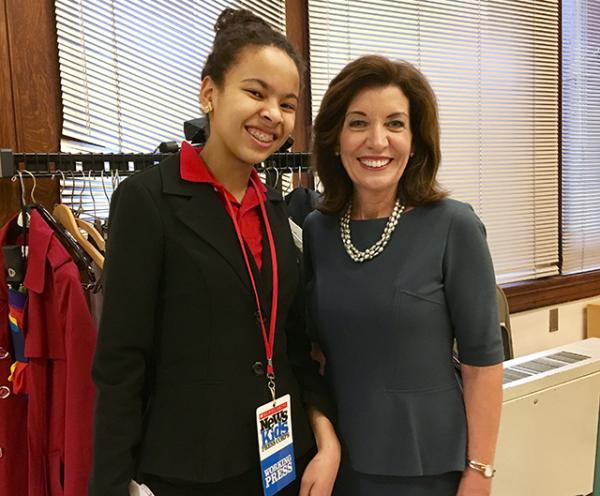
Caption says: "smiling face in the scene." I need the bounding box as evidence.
[338,85,413,204]
[200,45,300,169]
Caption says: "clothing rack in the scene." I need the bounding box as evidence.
[0,149,311,178]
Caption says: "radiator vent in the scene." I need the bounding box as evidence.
[503,351,590,384]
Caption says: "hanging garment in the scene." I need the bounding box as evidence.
[7,287,28,391]
[0,223,29,496]
[0,211,97,496]
[284,187,321,227]
[0,283,28,494]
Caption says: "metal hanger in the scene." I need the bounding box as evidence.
[74,170,105,252]
[53,170,105,269]
[11,168,95,280]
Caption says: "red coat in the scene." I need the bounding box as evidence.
[0,211,97,496]
[0,223,28,496]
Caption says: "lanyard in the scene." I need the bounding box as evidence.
[223,176,279,401]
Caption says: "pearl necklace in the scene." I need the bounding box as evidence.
[340,198,405,263]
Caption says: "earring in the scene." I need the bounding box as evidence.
[334,149,340,156]
[201,101,213,113]
[410,151,415,157]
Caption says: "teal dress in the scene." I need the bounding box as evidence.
[304,199,504,495]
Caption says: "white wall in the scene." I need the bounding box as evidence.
[510,295,600,357]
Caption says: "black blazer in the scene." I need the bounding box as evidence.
[89,154,330,495]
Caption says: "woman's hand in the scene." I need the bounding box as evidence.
[301,406,341,495]
[456,468,493,496]
[299,445,340,496]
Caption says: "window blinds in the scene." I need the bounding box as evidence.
[562,0,600,274]
[54,0,286,153]
[308,0,560,283]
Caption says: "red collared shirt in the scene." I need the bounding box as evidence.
[180,141,266,270]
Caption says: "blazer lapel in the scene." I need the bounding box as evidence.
[160,155,252,293]
[159,156,291,301]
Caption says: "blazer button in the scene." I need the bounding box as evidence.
[0,386,10,399]
[0,347,9,360]
[252,361,265,376]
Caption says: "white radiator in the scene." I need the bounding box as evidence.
[493,338,600,496]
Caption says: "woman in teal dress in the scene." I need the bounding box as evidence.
[304,55,504,496]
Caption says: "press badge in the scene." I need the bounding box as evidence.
[256,394,296,495]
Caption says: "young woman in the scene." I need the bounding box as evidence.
[90,9,339,496]
[305,55,504,496]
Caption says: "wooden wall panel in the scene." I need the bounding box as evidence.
[4,0,61,152]
[0,176,59,227]
[286,0,311,151]
[0,0,17,149]
[0,0,61,226]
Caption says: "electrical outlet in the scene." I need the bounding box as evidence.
[549,308,559,332]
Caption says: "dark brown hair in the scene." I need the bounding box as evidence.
[201,8,303,86]
[312,55,447,214]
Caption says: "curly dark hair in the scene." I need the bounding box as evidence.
[312,55,447,215]
[201,8,303,87]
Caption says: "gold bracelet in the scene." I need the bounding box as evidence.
[467,459,496,478]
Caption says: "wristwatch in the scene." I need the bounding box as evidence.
[467,459,496,478]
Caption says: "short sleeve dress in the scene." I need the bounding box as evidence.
[304,198,505,495]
